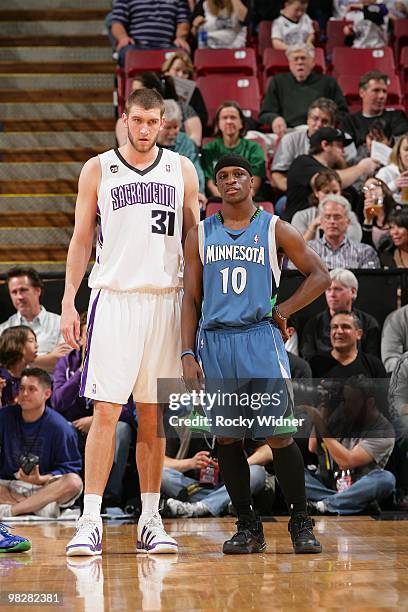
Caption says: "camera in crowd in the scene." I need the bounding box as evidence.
[18,453,40,476]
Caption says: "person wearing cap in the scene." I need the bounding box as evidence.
[259,44,348,137]
[284,127,379,222]
[181,152,330,556]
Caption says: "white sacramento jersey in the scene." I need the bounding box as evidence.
[88,147,184,291]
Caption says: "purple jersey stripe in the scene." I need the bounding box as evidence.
[80,290,101,397]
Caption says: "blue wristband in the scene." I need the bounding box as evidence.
[181,349,196,359]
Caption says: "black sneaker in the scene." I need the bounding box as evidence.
[288,512,322,554]
[223,515,266,555]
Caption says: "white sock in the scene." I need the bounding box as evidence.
[140,493,160,517]
[83,494,102,517]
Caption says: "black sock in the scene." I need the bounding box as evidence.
[217,441,254,518]
[271,442,307,514]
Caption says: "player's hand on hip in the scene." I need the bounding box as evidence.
[182,355,204,393]
[272,310,289,342]
[61,305,80,350]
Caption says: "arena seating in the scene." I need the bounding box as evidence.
[196,75,261,127]
[331,46,396,78]
[393,19,408,62]
[338,73,404,109]
[194,48,257,76]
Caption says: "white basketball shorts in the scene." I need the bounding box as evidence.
[80,288,182,404]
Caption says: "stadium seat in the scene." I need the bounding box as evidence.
[338,74,403,107]
[257,20,273,60]
[256,201,274,214]
[124,49,176,78]
[194,48,257,77]
[246,134,272,182]
[196,75,261,127]
[326,20,349,58]
[394,19,408,63]
[399,47,408,82]
[205,202,222,218]
[263,47,326,78]
[331,47,395,78]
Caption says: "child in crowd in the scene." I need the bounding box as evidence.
[272,0,315,49]
[344,1,389,48]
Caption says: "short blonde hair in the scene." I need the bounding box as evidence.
[161,51,193,78]
[389,133,408,172]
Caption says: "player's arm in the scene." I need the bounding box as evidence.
[180,155,200,245]
[181,226,204,385]
[61,157,100,349]
[275,220,331,319]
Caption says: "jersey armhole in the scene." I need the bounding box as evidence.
[268,215,281,288]
[198,221,205,265]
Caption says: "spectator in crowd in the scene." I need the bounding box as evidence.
[116,71,202,147]
[355,118,393,164]
[259,44,348,137]
[157,99,206,209]
[0,368,83,519]
[386,0,408,19]
[379,207,408,268]
[305,195,381,269]
[272,0,315,50]
[304,375,395,515]
[271,98,357,194]
[344,2,389,48]
[285,127,378,222]
[0,267,70,373]
[301,268,381,361]
[341,72,408,148]
[292,170,362,242]
[161,51,208,129]
[52,312,135,512]
[381,305,408,374]
[388,351,408,502]
[162,426,270,517]
[202,101,266,199]
[360,176,397,250]
[110,0,191,66]
[0,326,37,407]
[377,133,408,205]
[309,311,386,378]
[191,0,250,49]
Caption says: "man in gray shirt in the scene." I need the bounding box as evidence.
[381,305,408,374]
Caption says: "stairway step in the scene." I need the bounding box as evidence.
[0,90,113,103]
[0,35,109,47]
[0,227,72,245]
[0,21,106,36]
[0,212,74,227]
[0,75,114,91]
[11,0,110,9]
[0,262,68,274]
[0,245,70,262]
[0,46,112,61]
[0,195,75,211]
[0,10,108,21]
[0,103,114,120]
[0,180,77,194]
[0,61,114,73]
[0,132,115,148]
[0,162,83,180]
[1,119,115,132]
[0,148,104,162]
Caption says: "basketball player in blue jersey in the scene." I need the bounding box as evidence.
[182,153,331,555]
[61,88,200,556]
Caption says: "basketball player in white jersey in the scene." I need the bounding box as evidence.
[61,88,200,556]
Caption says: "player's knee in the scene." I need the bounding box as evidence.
[93,403,122,426]
[267,436,294,449]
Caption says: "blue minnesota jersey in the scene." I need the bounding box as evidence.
[198,210,281,329]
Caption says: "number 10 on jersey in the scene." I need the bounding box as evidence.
[220,266,247,295]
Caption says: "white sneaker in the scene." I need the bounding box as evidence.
[137,513,178,554]
[66,514,103,556]
[166,498,210,518]
[0,504,13,519]
[34,502,60,519]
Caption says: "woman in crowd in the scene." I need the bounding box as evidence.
[161,51,208,130]
[380,207,408,268]
[291,169,362,242]
[376,133,408,205]
[191,0,250,49]
[0,326,37,406]
[202,100,266,199]
[116,71,202,147]
[360,177,397,250]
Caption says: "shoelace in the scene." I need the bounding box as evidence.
[0,522,12,535]
[76,516,100,536]
[146,514,167,536]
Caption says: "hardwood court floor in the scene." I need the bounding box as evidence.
[2,516,408,611]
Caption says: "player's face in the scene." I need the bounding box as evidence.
[360,79,387,114]
[8,276,41,319]
[123,105,164,153]
[216,166,253,204]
